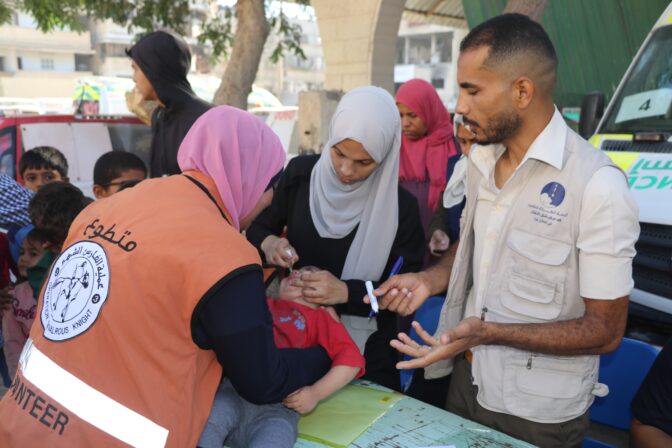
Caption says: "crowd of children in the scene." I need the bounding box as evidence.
[0,147,148,386]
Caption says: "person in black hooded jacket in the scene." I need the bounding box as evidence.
[126,31,212,177]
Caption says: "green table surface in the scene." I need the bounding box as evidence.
[295,381,536,448]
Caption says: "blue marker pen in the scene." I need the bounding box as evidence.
[368,256,404,320]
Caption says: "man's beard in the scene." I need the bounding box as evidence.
[466,109,522,145]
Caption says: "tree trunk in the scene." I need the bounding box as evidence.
[213,0,270,109]
[504,0,548,22]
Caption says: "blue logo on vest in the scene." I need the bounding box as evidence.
[540,182,565,208]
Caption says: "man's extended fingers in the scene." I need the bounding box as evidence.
[395,348,448,370]
[389,338,430,359]
[396,332,422,350]
[411,321,438,346]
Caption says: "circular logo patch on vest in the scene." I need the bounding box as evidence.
[41,241,110,341]
[540,182,566,208]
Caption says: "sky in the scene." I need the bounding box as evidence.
[217,1,316,21]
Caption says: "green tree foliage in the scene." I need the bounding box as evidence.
[1,0,309,64]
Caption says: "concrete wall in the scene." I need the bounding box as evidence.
[0,25,92,56]
[15,51,75,72]
[298,89,343,154]
[0,71,89,97]
[312,0,405,94]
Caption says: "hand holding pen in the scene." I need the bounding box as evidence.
[364,256,404,320]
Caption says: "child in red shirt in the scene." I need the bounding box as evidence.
[198,266,365,448]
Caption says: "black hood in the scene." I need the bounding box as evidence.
[126,30,196,108]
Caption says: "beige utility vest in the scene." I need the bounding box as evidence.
[427,128,620,423]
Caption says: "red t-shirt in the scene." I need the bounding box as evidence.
[267,298,365,377]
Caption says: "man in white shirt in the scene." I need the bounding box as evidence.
[372,13,639,447]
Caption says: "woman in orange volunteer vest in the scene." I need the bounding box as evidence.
[0,106,331,448]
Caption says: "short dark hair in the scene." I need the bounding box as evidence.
[28,182,91,249]
[93,151,147,187]
[24,228,46,246]
[117,179,143,192]
[460,13,557,71]
[20,146,69,178]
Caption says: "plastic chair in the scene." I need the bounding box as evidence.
[399,295,445,391]
[583,337,660,447]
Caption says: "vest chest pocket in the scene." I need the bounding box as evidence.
[502,229,571,322]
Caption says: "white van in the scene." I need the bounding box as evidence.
[580,3,672,340]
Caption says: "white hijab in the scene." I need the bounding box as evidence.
[309,86,401,281]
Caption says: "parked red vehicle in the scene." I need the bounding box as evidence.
[0,114,151,196]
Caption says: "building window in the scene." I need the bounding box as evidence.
[0,57,4,72]
[17,57,23,70]
[396,32,453,66]
[433,32,453,63]
[103,43,129,58]
[431,78,445,89]
[396,37,406,64]
[75,54,92,72]
[41,58,55,70]
[408,36,431,65]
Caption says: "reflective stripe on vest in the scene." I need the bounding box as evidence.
[19,339,169,448]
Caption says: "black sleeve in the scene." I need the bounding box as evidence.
[446,199,465,243]
[191,266,331,405]
[246,157,315,260]
[343,188,425,317]
[245,182,289,261]
[632,338,672,436]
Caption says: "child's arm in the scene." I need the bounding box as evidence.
[3,312,24,380]
[282,365,360,414]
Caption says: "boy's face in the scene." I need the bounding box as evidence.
[131,60,158,102]
[278,266,320,308]
[456,123,476,157]
[93,168,147,199]
[22,167,65,192]
[18,238,45,278]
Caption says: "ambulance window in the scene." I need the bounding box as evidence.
[107,123,151,169]
[603,26,672,134]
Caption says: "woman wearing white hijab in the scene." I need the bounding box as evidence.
[247,86,425,390]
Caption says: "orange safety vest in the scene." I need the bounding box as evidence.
[0,171,261,447]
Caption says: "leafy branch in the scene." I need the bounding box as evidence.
[2,0,309,64]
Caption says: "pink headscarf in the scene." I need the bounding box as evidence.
[396,79,458,212]
[177,106,286,230]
